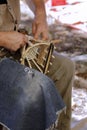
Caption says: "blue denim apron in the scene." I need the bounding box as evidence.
[0,58,65,130]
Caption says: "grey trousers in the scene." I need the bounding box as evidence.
[47,51,75,130]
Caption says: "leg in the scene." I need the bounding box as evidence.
[47,51,75,130]
[0,58,65,130]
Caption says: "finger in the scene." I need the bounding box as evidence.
[34,23,48,39]
[24,35,28,43]
[34,27,41,39]
[32,23,36,35]
[20,35,28,48]
[42,31,49,40]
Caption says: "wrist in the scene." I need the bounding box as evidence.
[0,32,11,48]
[35,10,47,22]
[0,32,6,47]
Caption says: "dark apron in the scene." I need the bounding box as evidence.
[0,58,65,130]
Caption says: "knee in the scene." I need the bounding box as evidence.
[49,53,75,81]
[61,56,75,78]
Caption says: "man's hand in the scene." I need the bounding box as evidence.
[32,14,49,40]
[0,31,28,51]
[28,0,49,40]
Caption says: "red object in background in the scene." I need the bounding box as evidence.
[52,0,66,6]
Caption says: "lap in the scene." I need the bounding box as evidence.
[0,58,65,130]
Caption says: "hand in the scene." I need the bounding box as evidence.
[32,14,49,40]
[0,31,28,51]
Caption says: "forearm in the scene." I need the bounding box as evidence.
[26,0,48,39]
[32,0,46,17]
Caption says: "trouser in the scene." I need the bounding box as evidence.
[0,51,74,130]
[47,51,75,130]
[0,58,65,130]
